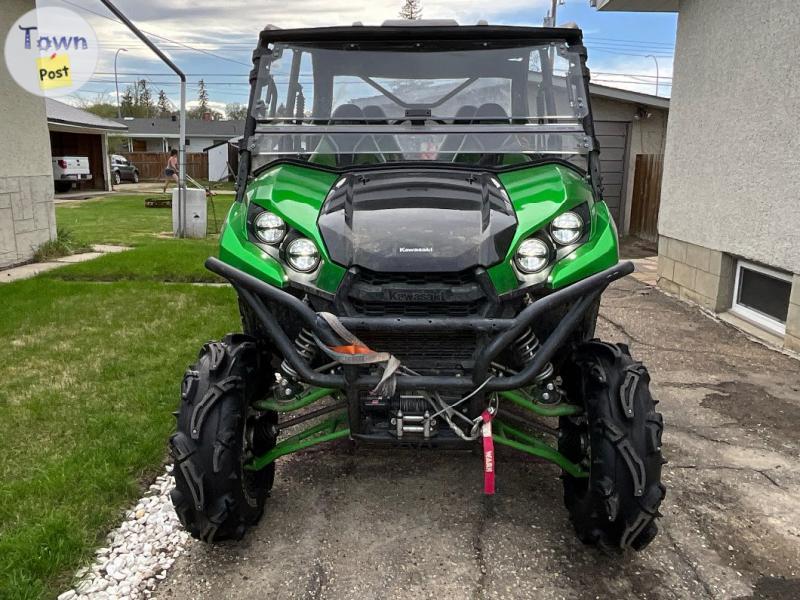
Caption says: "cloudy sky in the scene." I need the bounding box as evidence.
[38,0,677,114]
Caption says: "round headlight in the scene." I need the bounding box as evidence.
[286,238,320,272]
[550,211,583,245]
[254,211,286,244]
[515,238,550,274]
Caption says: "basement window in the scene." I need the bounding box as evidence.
[731,260,792,335]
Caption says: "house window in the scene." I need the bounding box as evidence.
[731,260,792,335]
[132,139,146,152]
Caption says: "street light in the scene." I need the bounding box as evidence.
[114,47,128,119]
[646,54,660,96]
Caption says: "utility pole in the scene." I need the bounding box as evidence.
[544,0,560,26]
[646,54,660,96]
[114,48,127,119]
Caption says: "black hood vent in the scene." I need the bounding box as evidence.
[318,169,517,272]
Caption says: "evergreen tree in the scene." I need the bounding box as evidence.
[197,79,209,112]
[398,0,422,20]
[157,90,172,116]
[137,80,155,117]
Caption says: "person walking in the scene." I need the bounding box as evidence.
[162,149,180,193]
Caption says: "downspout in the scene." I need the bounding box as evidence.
[98,0,187,237]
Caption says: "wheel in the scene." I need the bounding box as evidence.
[170,334,277,542]
[132,171,139,183]
[54,180,72,193]
[113,171,121,185]
[559,341,666,552]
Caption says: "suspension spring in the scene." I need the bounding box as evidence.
[514,327,554,383]
[280,328,318,379]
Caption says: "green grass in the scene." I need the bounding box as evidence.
[55,194,234,247]
[0,192,240,598]
[49,194,234,283]
[32,228,92,262]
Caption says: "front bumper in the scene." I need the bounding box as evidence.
[206,256,633,392]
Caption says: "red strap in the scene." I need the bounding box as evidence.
[481,409,495,495]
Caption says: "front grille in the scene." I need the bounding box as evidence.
[344,268,489,318]
[350,298,485,317]
[355,330,477,366]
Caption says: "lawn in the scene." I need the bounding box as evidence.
[49,194,234,283]
[0,193,239,599]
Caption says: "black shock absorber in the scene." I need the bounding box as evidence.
[514,327,554,383]
[280,328,318,380]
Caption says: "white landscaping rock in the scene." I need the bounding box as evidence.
[59,465,188,599]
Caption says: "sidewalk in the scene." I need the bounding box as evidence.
[0,245,130,283]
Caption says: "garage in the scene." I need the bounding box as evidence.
[46,99,128,193]
[594,120,629,226]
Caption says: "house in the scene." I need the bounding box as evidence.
[596,0,800,351]
[47,99,129,192]
[0,0,56,268]
[113,117,246,154]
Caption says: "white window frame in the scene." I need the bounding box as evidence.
[730,259,792,336]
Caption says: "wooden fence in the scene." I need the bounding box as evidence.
[120,152,208,181]
[629,154,664,243]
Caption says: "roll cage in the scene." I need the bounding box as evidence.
[236,24,603,199]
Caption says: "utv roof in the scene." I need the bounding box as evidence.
[258,23,584,46]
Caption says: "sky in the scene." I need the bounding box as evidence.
[37,0,678,115]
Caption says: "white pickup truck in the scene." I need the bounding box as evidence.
[52,156,92,192]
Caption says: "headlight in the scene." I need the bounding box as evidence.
[286,238,320,272]
[254,211,286,244]
[550,211,583,245]
[515,238,549,274]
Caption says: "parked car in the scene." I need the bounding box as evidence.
[111,154,140,184]
[52,156,91,193]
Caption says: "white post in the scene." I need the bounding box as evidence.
[178,80,187,237]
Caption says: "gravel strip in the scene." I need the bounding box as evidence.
[58,465,187,600]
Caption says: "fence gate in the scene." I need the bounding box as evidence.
[629,154,664,242]
[120,152,208,181]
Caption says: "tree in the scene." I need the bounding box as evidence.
[398,0,422,20]
[157,90,172,117]
[138,80,156,117]
[225,102,248,120]
[197,79,209,112]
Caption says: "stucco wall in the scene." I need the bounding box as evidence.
[592,96,668,233]
[659,0,800,274]
[0,0,56,268]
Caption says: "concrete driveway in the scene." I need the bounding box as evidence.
[159,274,800,600]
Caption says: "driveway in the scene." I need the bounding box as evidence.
[159,272,800,599]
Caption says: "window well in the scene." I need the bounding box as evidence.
[731,260,792,335]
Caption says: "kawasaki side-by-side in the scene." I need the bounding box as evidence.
[170,21,666,551]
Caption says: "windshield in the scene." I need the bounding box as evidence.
[248,40,592,170]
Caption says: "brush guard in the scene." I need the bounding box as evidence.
[207,257,633,480]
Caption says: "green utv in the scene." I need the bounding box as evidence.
[171,21,666,551]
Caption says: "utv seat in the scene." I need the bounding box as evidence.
[455,103,529,167]
[363,105,403,162]
[309,104,384,167]
[438,105,476,162]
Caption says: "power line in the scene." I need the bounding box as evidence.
[58,0,251,67]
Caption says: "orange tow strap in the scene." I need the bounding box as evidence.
[329,344,374,355]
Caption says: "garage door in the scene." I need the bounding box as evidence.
[594,121,629,227]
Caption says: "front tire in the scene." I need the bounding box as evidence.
[113,171,121,185]
[171,334,276,542]
[559,341,666,551]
